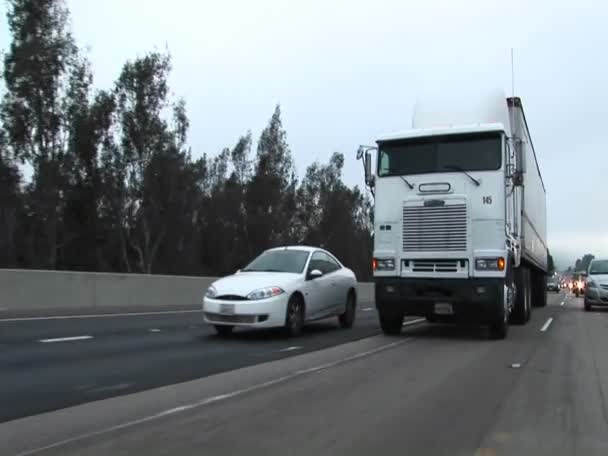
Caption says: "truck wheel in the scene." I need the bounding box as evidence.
[379,310,403,336]
[510,266,529,325]
[490,302,508,340]
[214,325,234,337]
[532,270,547,308]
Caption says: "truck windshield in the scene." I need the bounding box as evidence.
[377,132,502,177]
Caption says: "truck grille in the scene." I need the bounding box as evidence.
[411,260,460,273]
[402,202,467,252]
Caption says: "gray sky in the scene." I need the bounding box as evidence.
[2,0,607,267]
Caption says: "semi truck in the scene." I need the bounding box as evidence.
[357,90,548,339]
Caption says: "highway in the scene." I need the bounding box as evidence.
[4,292,608,455]
[0,300,390,423]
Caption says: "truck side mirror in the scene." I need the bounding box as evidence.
[364,151,374,188]
[511,138,525,187]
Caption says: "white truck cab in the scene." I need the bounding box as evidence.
[358,91,548,339]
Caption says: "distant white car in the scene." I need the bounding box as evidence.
[585,258,608,311]
[203,246,358,337]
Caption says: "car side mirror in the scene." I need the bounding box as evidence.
[308,269,323,280]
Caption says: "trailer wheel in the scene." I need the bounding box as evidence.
[532,270,548,307]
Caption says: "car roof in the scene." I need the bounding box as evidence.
[591,257,608,263]
[266,245,344,266]
[267,245,324,253]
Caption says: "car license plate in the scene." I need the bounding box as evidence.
[434,302,453,315]
[220,304,235,315]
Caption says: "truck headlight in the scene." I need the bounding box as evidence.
[475,257,505,271]
[374,258,395,271]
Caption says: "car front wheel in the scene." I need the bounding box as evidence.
[338,292,356,329]
[284,295,304,337]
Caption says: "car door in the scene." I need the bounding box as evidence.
[302,251,334,319]
[318,252,347,313]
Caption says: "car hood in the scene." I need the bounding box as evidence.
[590,274,608,285]
[210,272,302,297]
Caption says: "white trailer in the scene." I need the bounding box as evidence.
[358,90,548,339]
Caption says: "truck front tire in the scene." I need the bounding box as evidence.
[378,309,404,335]
[510,266,530,325]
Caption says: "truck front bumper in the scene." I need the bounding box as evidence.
[375,277,504,324]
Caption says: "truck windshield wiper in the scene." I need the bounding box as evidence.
[441,165,480,186]
[400,176,414,189]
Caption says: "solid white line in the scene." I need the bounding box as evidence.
[0,309,200,323]
[148,328,162,333]
[362,307,374,312]
[279,346,302,352]
[15,337,413,456]
[39,335,93,343]
[540,317,554,332]
[403,317,427,327]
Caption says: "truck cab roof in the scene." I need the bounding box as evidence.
[376,123,506,144]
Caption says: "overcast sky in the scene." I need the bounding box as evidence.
[1,0,607,267]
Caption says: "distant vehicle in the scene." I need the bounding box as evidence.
[547,277,560,293]
[572,272,587,297]
[203,246,358,337]
[357,90,548,340]
[584,258,608,311]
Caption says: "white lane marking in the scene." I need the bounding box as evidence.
[560,301,565,307]
[362,307,374,312]
[0,309,200,323]
[279,346,302,352]
[87,383,132,394]
[15,337,413,456]
[540,317,554,332]
[148,328,162,333]
[402,317,427,327]
[38,335,93,343]
[511,363,522,369]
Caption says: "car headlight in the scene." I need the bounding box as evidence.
[587,280,597,289]
[475,257,505,271]
[247,286,284,300]
[205,285,218,298]
[373,258,395,271]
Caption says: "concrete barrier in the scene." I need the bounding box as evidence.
[0,269,374,314]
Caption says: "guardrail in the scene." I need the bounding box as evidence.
[0,269,374,314]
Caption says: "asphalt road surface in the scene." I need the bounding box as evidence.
[5,291,608,456]
[0,300,386,423]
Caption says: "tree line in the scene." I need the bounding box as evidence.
[0,0,373,280]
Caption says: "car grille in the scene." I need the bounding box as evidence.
[204,312,257,324]
[215,295,249,301]
[411,259,460,273]
[402,202,467,252]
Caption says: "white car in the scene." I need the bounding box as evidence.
[585,258,608,311]
[203,246,358,337]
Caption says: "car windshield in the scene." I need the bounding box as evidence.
[589,260,608,275]
[377,132,502,177]
[241,249,310,274]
